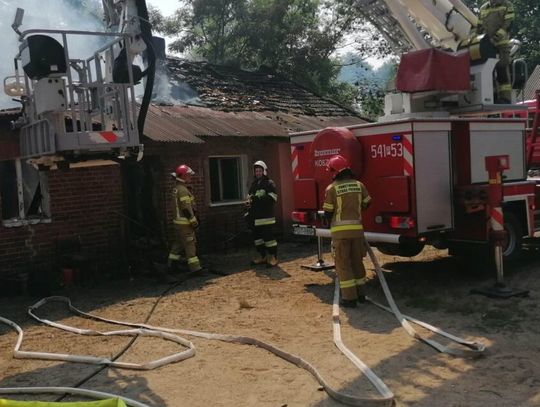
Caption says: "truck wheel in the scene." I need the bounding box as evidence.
[502,211,523,262]
[376,242,425,257]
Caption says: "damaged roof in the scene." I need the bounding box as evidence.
[164,59,356,116]
[0,108,21,119]
[145,58,365,142]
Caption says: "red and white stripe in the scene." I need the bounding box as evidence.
[88,131,124,144]
[402,134,414,177]
[291,145,300,180]
[490,206,504,231]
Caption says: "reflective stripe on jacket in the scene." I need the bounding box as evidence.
[248,176,278,225]
[173,182,196,226]
[324,178,371,239]
[477,0,514,39]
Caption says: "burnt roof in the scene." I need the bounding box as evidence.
[0,108,21,120]
[163,58,358,117]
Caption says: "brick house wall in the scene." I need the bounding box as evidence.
[144,136,292,254]
[0,164,124,275]
[0,115,125,276]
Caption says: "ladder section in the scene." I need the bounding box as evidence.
[354,0,416,53]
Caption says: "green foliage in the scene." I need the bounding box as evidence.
[149,0,540,113]
[150,0,372,110]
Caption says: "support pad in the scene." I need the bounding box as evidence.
[301,259,334,271]
[471,283,529,299]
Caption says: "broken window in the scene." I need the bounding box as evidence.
[0,159,50,226]
[208,156,247,204]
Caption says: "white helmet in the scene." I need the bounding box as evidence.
[253,160,268,175]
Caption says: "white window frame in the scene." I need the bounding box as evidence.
[1,158,51,227]
[207,155,248,207]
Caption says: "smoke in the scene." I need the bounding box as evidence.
[0,0,105,109]
[151,60,203,106]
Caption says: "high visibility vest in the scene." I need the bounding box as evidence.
[323,178,371,239]
[477,0,514,42]
[173,182,196,226]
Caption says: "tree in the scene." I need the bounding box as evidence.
[150,0,385,109]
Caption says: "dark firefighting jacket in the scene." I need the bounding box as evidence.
[248,176,278,226]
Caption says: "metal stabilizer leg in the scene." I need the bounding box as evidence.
[471,246,529,299]
[302,235,334,271]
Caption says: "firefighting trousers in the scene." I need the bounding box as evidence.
[332,237,367,301]
[495,43,512,101]
[169,224,201,272]
[253,224,277,258]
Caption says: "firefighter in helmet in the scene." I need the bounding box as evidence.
[473,0,515,103]
[323,155,371,308]
[248,160,279,267]
[169,164,202,273]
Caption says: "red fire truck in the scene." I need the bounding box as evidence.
[289,1,540,261]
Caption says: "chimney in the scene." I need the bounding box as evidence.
[152,36,166,60]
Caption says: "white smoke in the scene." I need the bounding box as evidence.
[0,0,105,109]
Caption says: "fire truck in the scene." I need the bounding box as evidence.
[290,0,540,262]
[3,0,155,168]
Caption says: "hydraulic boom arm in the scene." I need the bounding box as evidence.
[356,0,478,52]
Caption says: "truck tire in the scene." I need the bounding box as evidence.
[501,211,523,262]
[376,242,425,257]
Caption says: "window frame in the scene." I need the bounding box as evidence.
[207,155,248,207]
[1,158,51,227]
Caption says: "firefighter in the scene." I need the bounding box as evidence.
[323,155,371,308]
[473,0,515,103]
[168,164,202,273]
[248,160,279,267]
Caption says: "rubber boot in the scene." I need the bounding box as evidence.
[251,253,266,265]
[266,254,278,268]
[339,299,357,308]
[357,284,367,303]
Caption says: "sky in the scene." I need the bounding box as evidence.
[147,0,180,16]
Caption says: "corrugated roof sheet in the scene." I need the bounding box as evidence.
[0,108,21,119]
[521,65,540,101]
[144,105,204,143]
[143,104,365,142]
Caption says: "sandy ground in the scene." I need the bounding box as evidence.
[1,239,540,407]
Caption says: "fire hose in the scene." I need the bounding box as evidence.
[0,244,486,406]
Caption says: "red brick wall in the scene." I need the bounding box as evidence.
[0,116,19,161]
[144,136,291,253]
[0,164,124,275]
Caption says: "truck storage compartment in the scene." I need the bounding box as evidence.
[293,178,318,209]
[374,176,410,212]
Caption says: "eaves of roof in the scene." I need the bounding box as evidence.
[144,104,365,142]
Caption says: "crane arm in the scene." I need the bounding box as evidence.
[356,0,478,52]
